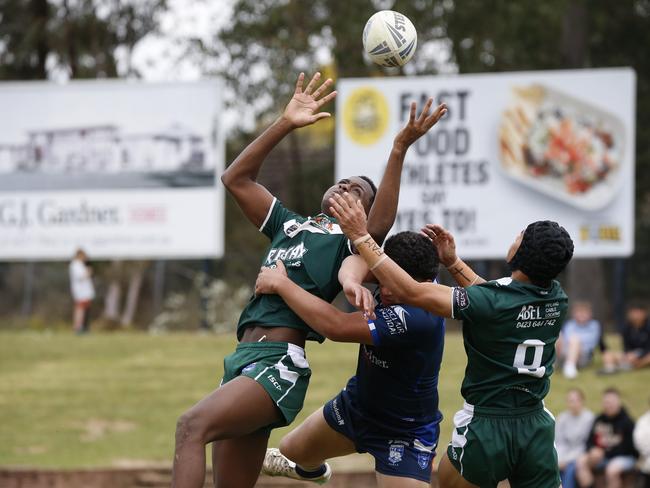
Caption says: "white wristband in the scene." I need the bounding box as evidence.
[369,254,388,271]
[353,234,372,246]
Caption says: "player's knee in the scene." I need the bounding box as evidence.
[576,453,588,469]
[568,334,580,344]
[175,409,209,445]
[175,411,194,442]
[605,462,622,478]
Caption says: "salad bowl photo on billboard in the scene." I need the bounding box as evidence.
[499,84,626,211]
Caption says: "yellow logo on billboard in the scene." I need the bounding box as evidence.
[343,87,389,145]
[579,225,621,242]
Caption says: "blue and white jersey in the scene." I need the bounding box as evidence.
[345,299,445,430]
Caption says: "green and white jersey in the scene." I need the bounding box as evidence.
[451,277,568,409]
[237,198,353,342]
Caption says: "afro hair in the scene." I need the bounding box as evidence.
[384,231,440,282]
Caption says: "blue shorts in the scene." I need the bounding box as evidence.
[322,388,439,483]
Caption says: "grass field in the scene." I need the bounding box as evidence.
[1,330,649,470]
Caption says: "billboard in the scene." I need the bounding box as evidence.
[0,80,224,260]
[336,68,636,258]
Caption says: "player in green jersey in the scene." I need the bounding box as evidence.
[171,72,448,488]
[327,192,574,488]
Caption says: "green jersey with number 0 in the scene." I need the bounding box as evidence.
[451,277,568,408]
[237,198,353,342]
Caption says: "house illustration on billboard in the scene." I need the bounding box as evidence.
[0,124,210,175]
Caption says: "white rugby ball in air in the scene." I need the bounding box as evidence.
[363,10,417,67]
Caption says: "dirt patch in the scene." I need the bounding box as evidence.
[13,445,48,455]
[110,459,170,468]
[75,419,137,442]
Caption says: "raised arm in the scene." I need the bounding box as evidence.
[366,99,447,244]
[421,224,486,287]
[255,261,373,344]
[221,72,336,228]
[329,193,454,318]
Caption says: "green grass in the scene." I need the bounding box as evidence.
[1,331,649,469]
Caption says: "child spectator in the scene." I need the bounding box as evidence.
[556,388,595,488]
[557,301,607,378]
[635,396,650,487]
[576,388,637,488]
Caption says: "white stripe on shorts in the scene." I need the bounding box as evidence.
[450,402,475,476]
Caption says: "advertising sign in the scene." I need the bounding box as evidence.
[0,80,224,260]
[336,68,636,258]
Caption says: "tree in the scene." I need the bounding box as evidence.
[0,0,167,80]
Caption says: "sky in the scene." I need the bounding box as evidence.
[131,0,234,82]
[124,0,233,81]
[126,0,240,129]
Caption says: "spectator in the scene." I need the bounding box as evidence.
[576,388,637,488]
[635,396,650,487]
[600,304,650,374]
[557,301,608,378]
[622,304,650,370]
[556,388,595,488]
[69,249,95,334]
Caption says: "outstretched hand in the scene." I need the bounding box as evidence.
[255,260,289,295]
[283,72,337,128]
[421,224,457,267]
[394,98,448,148]
[328,193,369,242]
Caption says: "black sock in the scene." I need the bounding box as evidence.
[295,464,327,478]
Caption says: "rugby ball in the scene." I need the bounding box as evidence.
[362,10,417,67]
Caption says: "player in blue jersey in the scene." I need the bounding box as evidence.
[255,231,445,487]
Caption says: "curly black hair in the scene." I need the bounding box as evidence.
[358,175,377,206]
[384,231,440,282]
[508,220,574,287]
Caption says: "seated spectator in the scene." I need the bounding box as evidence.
[635,396,650,487]
[557,301,606,378]
[556,388,595,488]
[622,304,650,370]
[601,303,650,374]
[576,388,637,488]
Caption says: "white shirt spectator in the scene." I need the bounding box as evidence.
[556,408,595,465]
[634,409,650,473]
[69,258,95,302]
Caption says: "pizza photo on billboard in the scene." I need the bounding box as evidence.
[499,84,626,210]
